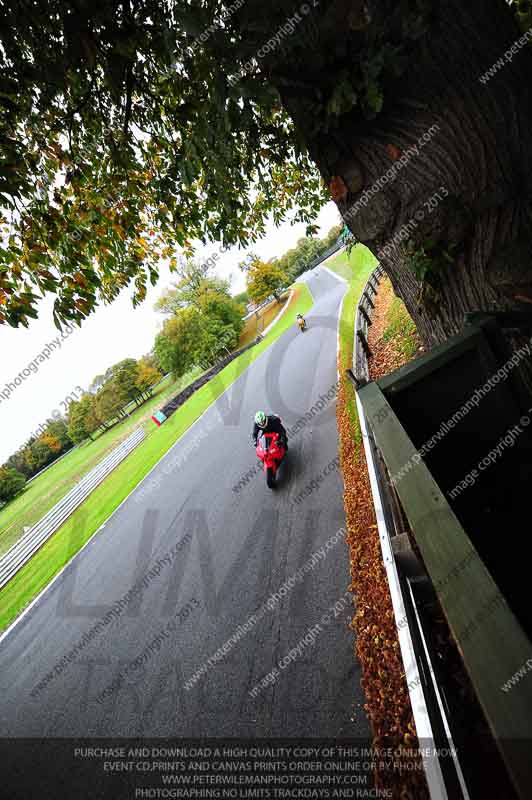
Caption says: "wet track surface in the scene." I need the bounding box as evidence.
[0,268,369,740]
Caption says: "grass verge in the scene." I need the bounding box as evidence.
[330,244,378,433]
[0,283,312,632]
[382,294,420,361]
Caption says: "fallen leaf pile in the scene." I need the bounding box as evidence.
[337,279,428,798]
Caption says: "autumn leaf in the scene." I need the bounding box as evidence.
[387,143,401,161]
[336,275,427,798]
[329,175,348,202]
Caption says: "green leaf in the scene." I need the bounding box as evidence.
[365,79,383,114]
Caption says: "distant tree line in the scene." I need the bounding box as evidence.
[66,355,162,445]
[0,417,73,506]
[0,355,162,507]
[238,224,343,306]
[1,258,244,506]
[272,224,343,282]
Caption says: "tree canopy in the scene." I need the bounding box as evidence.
[155,259,231,314]
[0,0,326,328]
[155,306,209,377]
[2,0,531,350]
[64,355,164,445]
[67,394,100,445]
[0,351,162,498]
[262,224,342,284]
[154,258,245,375]
[4,416,73,489]
[0,466,26,506]
[240,253,285,303]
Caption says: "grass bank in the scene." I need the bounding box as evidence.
[382,294,420,361]
[327,244,378,431]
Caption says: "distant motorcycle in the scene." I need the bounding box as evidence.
[256,431,286,488]
[297,316,307,332]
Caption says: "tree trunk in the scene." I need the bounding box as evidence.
[257,0,532,351]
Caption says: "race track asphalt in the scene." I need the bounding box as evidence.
[0,268,370,745]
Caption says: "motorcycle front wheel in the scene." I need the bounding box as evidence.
[266,467,276,489]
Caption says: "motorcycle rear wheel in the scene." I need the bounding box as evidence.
[266,467,276,489]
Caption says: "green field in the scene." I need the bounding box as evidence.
[0,368,203,556]
[324,244,374,284]
[0,283,313,631]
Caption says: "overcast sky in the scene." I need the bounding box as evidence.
[0,202,340,463]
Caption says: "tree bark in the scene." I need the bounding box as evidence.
[252,0,532,351]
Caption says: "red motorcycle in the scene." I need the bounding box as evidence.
[256,431,286,489]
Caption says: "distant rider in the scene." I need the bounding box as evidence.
[252,411,288,449]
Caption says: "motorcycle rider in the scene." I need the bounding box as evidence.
[252,410,288,450]
[296,312,306,329]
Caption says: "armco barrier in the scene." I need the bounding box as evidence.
[305,238,344,270]
[353,264,385,384]
[0,428,145,589]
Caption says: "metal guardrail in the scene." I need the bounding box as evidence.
[303,238,344,272]
[352,263,384,385]
[242,296,275,322]
[241,288,292,323]
[0,428,145,589]
[349,266,462,800]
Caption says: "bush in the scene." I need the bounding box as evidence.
[234,290,249,306]
[0,466,27,505]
